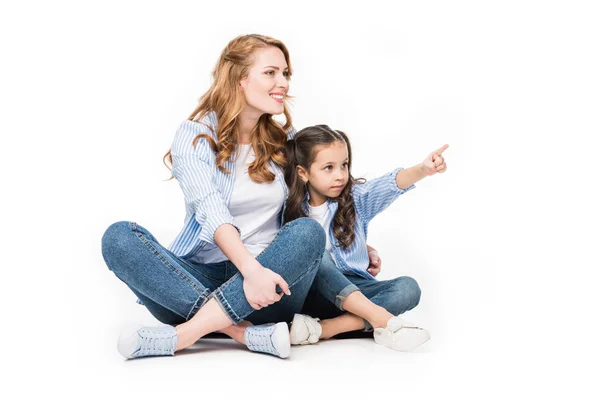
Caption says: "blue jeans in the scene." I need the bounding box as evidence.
[303,251,422,331]
[101,218,325,326]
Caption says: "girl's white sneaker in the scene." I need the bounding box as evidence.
[289,314,322,345]
[373,316,430,351]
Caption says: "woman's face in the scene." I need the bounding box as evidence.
[240,46,290,116]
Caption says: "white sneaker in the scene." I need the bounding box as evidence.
[244,322,291,359]
[373,316,430,352]
[117,325,178,359]
[290,314,322,345]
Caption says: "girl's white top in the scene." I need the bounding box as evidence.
[307,201,334,252]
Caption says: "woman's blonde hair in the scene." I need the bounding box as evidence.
[163,34,293,183]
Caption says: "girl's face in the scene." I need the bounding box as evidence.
[298,141,349,203]
[240,46,290,116]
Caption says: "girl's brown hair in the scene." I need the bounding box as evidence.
[284,125,365,250]
[163,34,293,183]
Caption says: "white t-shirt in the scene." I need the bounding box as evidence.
[307,201,334,252]
[191,144,284,264]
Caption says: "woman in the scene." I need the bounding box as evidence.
[101,34,325,359]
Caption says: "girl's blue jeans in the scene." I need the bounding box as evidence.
[306,251,422,331]
[101,218,325,326]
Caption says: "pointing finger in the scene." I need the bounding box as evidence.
[433,144,449,156]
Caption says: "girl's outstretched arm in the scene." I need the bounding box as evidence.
[395,144,449,189]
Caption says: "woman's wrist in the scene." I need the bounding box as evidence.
[236,256,262,277]
[214,224,262,276]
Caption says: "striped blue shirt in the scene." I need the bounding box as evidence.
[168,112,295,259]
[304,168,415,280]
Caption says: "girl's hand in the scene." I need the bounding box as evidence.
[367,249,382,277]
[420,144,449,176]
[241,259,291,310]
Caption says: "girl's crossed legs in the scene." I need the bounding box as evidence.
[293,251,429,351]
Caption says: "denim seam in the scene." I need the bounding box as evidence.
[131,223,207,295]
[282,254,322,290]
[205,269,244,324]
[186,292,210,321]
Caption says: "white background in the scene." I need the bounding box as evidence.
[2,0,599,398]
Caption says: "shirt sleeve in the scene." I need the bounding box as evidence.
[352,167,415,223]
[170,116,239,245]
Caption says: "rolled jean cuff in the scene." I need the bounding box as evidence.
[335,284,360,310]
[363,320,373,332]
[208,288,244,325]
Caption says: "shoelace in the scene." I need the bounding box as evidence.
[246,326,277,355]
[138,330,176,356]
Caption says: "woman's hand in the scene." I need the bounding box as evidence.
[214,225,290,310]
[420,144,449,176]
[240,259,291,310]
[367,249,382,277]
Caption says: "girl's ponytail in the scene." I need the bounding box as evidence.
[284,138,308,223]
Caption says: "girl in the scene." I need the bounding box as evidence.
[101,35,327,359]
[284,125,448,351]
